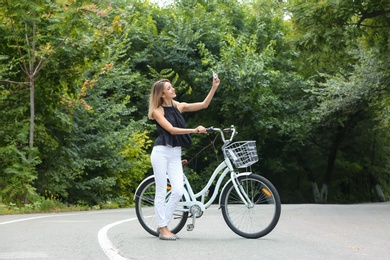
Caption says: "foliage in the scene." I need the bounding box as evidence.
[0,146,40,205]
[286,0,390,202]
[0,198,92,215]
[1,0,389,207]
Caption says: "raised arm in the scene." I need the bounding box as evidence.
[152,106,207,134]
[178,75,220,113]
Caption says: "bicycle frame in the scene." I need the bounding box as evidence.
[177,126,254,214]
[179,159,231,212]
[179,162,254,210]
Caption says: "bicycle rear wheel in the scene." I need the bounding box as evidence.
[134,176,188,236]
[220,174,281,238]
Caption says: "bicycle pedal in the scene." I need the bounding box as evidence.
[187,224,194,231]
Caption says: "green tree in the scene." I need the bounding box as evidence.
[0,0,93,204]
[0,0,88,148]
[34,1,154,205]
[287,0,390,202]
[2,0,388,208]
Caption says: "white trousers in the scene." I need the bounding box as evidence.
[151,145,184,228]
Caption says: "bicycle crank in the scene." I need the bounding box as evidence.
[187,205,203,231]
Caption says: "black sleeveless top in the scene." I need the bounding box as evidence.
[154,106,192,147]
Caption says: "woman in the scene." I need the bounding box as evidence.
[148,75,220,240]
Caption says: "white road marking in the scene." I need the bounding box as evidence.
[0,252,49,259]
[98,218,136,260]
[0,214,80,225]
[0,210,139,260]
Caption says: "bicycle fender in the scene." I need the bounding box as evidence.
[134,175,155,200]
[218,172,252,206]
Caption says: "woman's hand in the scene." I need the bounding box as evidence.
[195,125,207,134]
[178,73,220,113]
[213,74,220,88]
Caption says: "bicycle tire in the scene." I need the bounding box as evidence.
[220,174,281,238]
[134,176,188,236]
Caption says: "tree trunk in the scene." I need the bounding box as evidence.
[324,125,345,186]
[320,184,328,202]
[369,134,385,202]
[321,125,347,203]
[29,6,37,149]
[311,182,321,203]
[370,173,385,202]
[29,80,35,148]
[311,182,328,203]
[374,184,385,202]
[298,154,326,203]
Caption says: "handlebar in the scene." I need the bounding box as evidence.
[206,125,237,144]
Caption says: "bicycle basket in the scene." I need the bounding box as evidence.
[224,141,258,168]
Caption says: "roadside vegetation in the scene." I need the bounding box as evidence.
[1,0,389,214]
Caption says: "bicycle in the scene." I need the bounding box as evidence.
[134,125,281,239]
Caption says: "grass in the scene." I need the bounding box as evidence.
[0,198,131,215]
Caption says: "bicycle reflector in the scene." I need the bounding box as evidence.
[262,188,272,197]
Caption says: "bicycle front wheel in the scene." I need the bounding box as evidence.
[134,176,188,237]
[220,174,281,238]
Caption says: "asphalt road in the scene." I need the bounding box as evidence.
[0,203,389,260]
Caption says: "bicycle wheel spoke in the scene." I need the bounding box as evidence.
[135,177,188,236]
[221,174,281,238]
[140,196,154,206]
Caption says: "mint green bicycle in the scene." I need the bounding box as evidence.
[135,125,281,239]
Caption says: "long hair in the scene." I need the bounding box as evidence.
[148,79,170,119]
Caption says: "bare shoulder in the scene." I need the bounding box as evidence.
[174,101,187,113]
[152,106,164,118]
